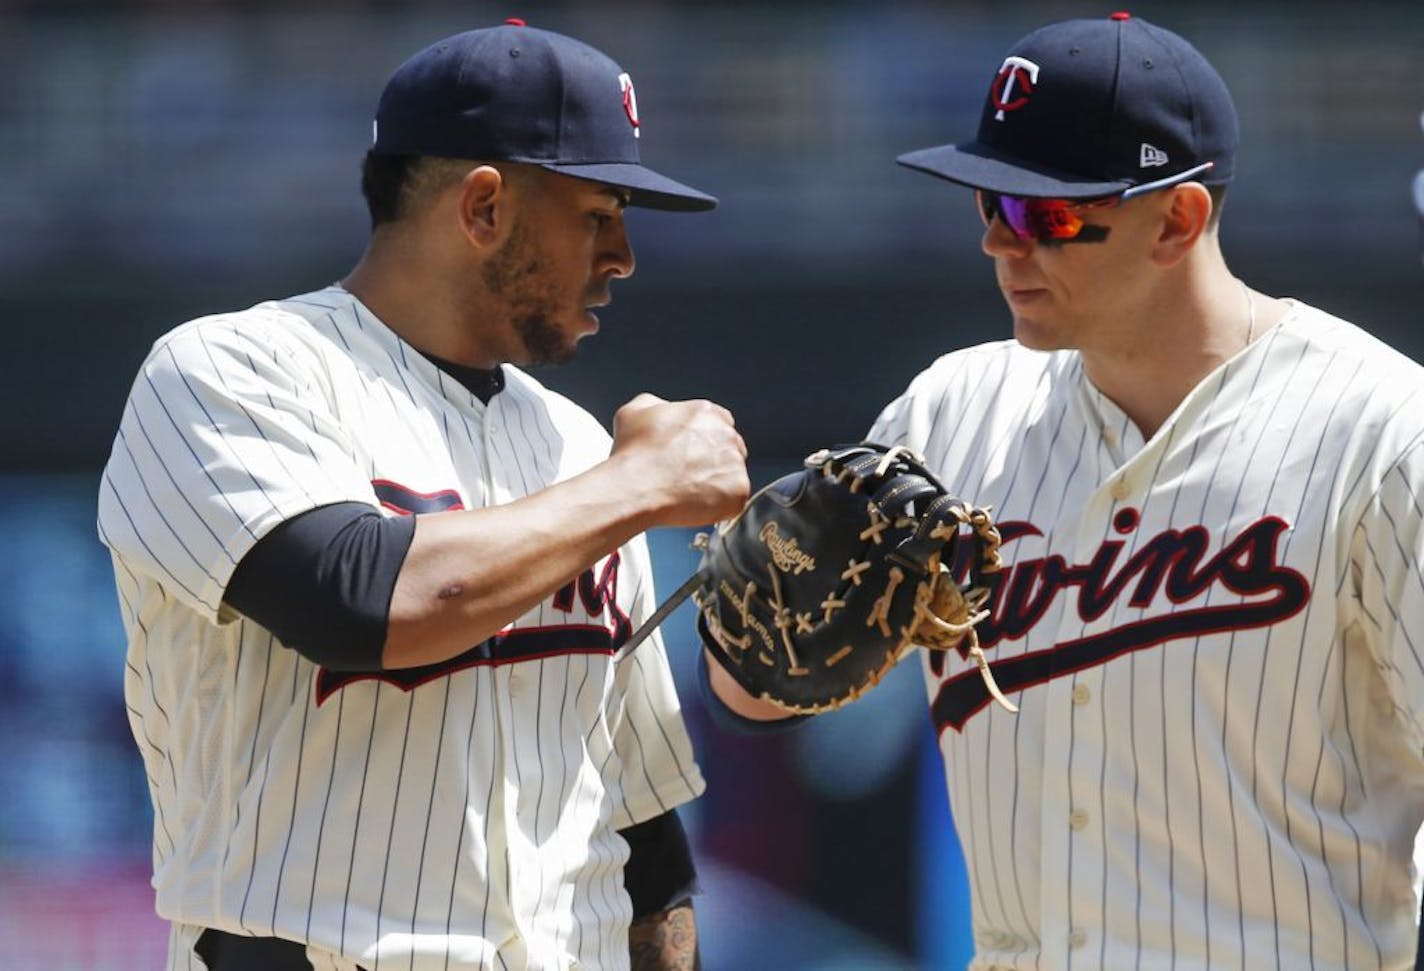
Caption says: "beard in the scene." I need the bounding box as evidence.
[482,218,579,367]
[512,312,577,367]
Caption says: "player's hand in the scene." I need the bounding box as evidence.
[611,393,750,528]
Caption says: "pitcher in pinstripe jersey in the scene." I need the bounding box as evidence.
[97,22,748,971]
[714,13,1424,970]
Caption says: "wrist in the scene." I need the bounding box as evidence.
[598,450,673,533]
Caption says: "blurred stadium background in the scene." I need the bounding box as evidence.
[0,0,1419,968]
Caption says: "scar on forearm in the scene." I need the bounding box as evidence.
[629,901,699,971]
[437,584,464,600]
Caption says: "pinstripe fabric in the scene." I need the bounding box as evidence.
[100,287,704,971]
[870,301,1424,970]
[168,923,367,971]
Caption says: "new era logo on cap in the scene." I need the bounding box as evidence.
[1140,143,1169,167]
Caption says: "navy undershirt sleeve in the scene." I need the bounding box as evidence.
[619,808,699,918]
[224,502,415,671]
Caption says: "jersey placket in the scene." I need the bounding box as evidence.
[480,395,550,964]
[1035,482,1120,969]
[1039,380,1160,966]
[478,396,529,955]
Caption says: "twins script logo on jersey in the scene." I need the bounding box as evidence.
[315,478,632,703]
[618,72,640,137]
[929,507,1312,730]
[991,55,1040,121]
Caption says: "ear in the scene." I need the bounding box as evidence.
[457,165,510,247]
[1150,182,1212,267]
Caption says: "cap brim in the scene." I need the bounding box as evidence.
[895,142,1129,199]
[541,161,717,212]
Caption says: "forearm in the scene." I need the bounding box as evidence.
[703,649,792,721]
[383,455,659,668]
[628,901,699,971]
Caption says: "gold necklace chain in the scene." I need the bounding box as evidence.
[1239,278,1257,347]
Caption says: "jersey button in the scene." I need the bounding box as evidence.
[1068,809,1090,831]
[1068,929,1088,950]
[1109,477,1132,501]
[1071,683,1091,706]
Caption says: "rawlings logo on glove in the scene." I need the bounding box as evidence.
[759,522,817,575]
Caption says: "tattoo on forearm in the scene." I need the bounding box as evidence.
[629,901,700,971]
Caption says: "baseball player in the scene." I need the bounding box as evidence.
[714,13,1424,969]
[97,21,748,971]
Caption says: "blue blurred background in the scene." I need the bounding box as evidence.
[1,1,1420,968]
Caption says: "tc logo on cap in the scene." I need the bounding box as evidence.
[991,55,1040,121]
[618,72,640,138]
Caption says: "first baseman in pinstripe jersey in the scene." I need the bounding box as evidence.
[97,21,748,971]
[871,13,1424,971]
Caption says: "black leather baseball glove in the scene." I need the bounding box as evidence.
[628,442,1015,715]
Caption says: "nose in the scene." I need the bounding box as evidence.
[603,217,635,280]
[981,212,1033,260]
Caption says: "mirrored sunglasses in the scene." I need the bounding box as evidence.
[975,161,1215,244]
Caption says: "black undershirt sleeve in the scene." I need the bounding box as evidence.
[619,808,699,918]
[224,502,415,671]
[223,358,496,670]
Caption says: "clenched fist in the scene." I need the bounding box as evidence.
[611,393,750,528]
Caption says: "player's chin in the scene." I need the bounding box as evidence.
[1014,334,1058,352]
[513,314,582,367]
[563,314,599,353]
[527,340,581,368]
[1008,311,1072,352]
[1010,318,1056,351]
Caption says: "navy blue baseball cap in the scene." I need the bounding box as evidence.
[898,12,1238,199]
[371,19,716,212]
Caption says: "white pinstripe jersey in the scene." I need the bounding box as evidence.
[869,300,1424,970]
[97,285,705,971]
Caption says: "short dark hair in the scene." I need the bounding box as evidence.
[1207,183,1228,228]
[361,151,418,227]
[360,152,484,229]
